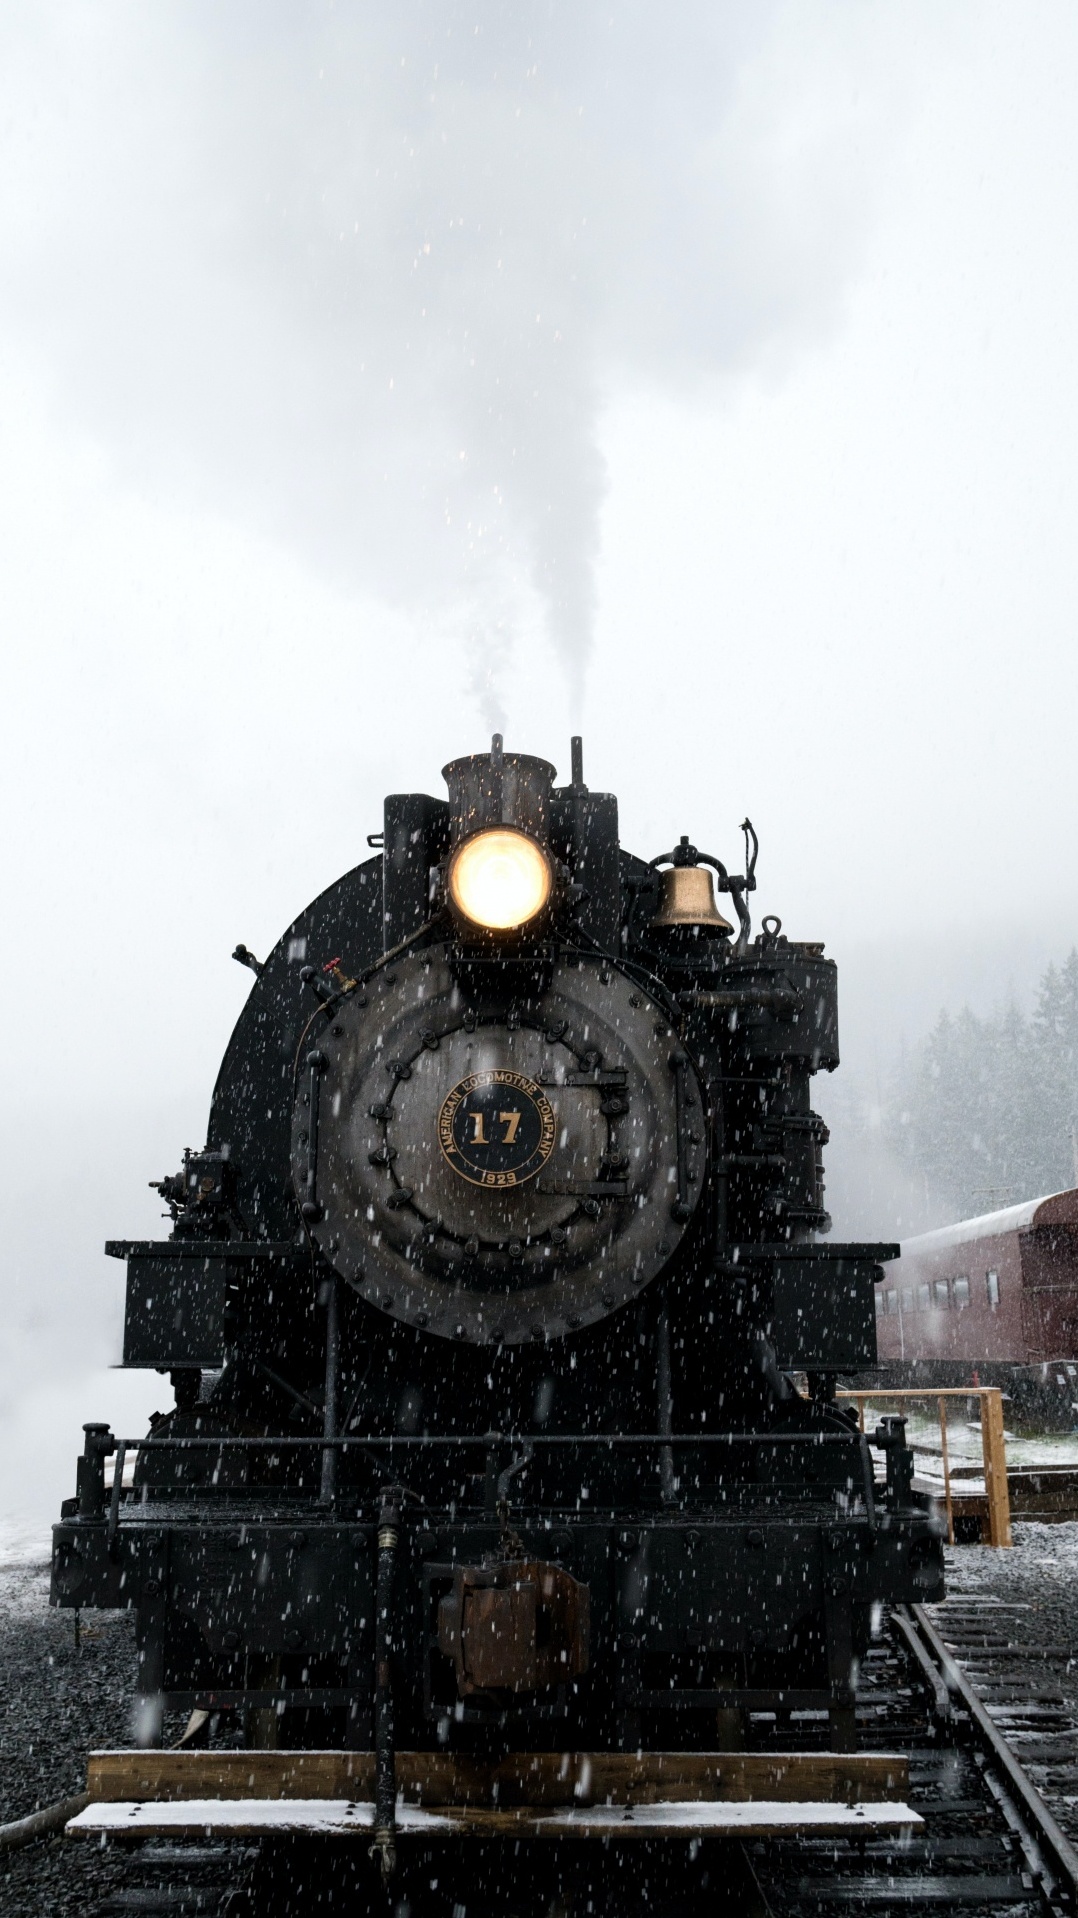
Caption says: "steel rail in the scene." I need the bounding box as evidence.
[910,1601,1078,1911]
[891,1605,950,1721]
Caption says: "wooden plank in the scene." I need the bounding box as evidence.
[87,1748,909,1807]
[68,1796,924,1841]
[981,1388,1013,1548]
[839,1388,1009,1398]
[938,1395,955,1545]
[1009,1467,1078,1521]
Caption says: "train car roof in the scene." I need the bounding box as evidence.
[899,1186,1078,1256]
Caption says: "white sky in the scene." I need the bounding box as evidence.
[2,2,1077,1516]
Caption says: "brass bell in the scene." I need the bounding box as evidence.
[650,864,734,931]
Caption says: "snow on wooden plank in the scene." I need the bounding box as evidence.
[67,1796,924,1840]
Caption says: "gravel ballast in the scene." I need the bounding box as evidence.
[0,1548,137,1916]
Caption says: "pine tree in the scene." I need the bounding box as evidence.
[886,949,1078,1218]
[1030,949,1078,1186]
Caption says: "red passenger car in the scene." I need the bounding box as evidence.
[873,1187,1078,1428]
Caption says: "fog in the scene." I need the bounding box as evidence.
[2,2,1077,1523]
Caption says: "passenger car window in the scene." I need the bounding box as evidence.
[986,1269,1000,1308]
[933,1279,950,1308]
[953,1276,970,1308]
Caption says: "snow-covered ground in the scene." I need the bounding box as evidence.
[0,1519,52,1573]
[851,1401,1078,1497]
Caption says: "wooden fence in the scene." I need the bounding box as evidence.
[837,1387,1012,1548]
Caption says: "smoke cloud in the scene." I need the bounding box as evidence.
[2,2,1021,1527]
[0,1,921,685]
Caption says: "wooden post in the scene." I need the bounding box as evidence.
[980,1387,1013,1548]
[937,1396,955,1546]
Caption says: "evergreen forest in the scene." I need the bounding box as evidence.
[888,950,1078,1221]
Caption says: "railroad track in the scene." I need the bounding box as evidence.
[922,1546,1078,1851]
[88,1603,1078,1917]
[748,1604,1078,1915]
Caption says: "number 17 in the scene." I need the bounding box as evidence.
[470,1109,522,1146]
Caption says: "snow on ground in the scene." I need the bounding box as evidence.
[0,1519,52,1575]
[852,1401,1078,1496]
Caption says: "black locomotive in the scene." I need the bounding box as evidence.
[52,739,942,1869]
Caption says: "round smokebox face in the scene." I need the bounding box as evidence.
[438,1069,556,1189]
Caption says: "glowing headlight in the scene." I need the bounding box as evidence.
[447,828,553,931]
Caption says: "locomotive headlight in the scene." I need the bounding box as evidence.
[447,828,553,931]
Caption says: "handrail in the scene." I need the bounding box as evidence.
[75,1425,888,1528]
[110,1430,876,1450]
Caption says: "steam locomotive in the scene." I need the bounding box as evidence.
[52,739,942,1874]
